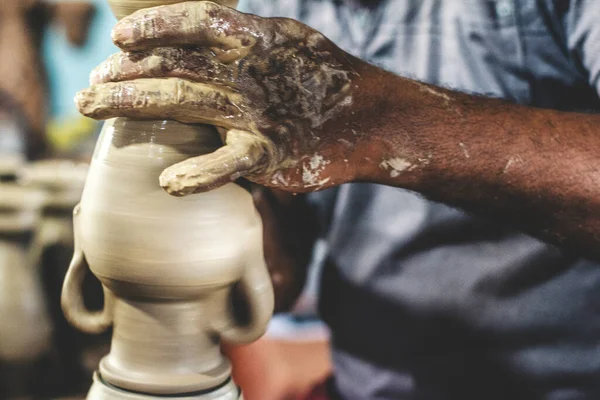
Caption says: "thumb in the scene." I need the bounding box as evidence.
[159,129,267,196]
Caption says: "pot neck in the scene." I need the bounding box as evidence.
[92,118,223,171]
[109,118,221,155]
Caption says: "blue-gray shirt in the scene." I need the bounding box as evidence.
[239,1,600,399]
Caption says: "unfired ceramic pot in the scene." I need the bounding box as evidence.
[87,372,241,400]
[0,183,52,398]
[62,119,273,396]
[21,159,89,271]
[19,159,98,394]
[20,160,89,209]
[0,153,24,181]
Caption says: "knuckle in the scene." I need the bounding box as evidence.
[114,82,130,107]
[114,81,143,109]
[234,152,254,171]
[143,51,170,74]
[197,1,220,17]
[172,78,188,105]
[90,52,121,83]
[110,53,126,76]
[188,1,216,25]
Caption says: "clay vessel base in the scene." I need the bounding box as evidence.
[87,372,242,399]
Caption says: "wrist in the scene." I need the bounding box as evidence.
[346,67,432,188]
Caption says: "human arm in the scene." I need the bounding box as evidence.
[75,1,600,260]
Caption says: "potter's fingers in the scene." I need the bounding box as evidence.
[160,129,267,196]
[112,2,258,53]
[75,78,247,128]
[90,48,235,87]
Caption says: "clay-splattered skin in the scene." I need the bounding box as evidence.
[77,1,371,195]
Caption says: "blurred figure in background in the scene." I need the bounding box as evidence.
[24,0,600,399]
[0,0,95,159]
[224,1,600,399]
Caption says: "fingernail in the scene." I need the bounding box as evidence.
[159,175,187,197]
[160,165,210,196]
[74,89,96,115]
[111,21,134,46]
[89,66,101,85]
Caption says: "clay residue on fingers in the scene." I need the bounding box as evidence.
[112,1,256,57]
[109,0,239,21]
[160,158,229,196]
[75,77,244,126]
[90,48,237,88]
[160,129,267,195]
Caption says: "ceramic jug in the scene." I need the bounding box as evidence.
[0,153,23,182]
[61,118,274,395]
[20,160,89,268]
[0,183,52,398]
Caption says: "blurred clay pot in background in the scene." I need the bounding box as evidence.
[20,159,89,211]
[0,152,24,182]
[62,118,273,395]
[0,183,52,399]
[18,160,106,395]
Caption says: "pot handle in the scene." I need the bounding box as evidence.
[27,216,69,273]
[217,247,274,344]
[61,204,114,334]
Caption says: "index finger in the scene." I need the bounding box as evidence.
[112,1,259,52]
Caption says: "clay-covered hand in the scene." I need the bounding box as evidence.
[75,1,374,195]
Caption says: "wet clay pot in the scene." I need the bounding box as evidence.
[87,372,241,400]
[0,153,24,182]
[61,119,274,395]
[21,159,89,278]
[0,183,52,398]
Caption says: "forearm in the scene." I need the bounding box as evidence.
[355,68,600,259]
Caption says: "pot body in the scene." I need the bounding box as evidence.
[0,239,51,362]
[80,118,259,297]
[63,118,273,394]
